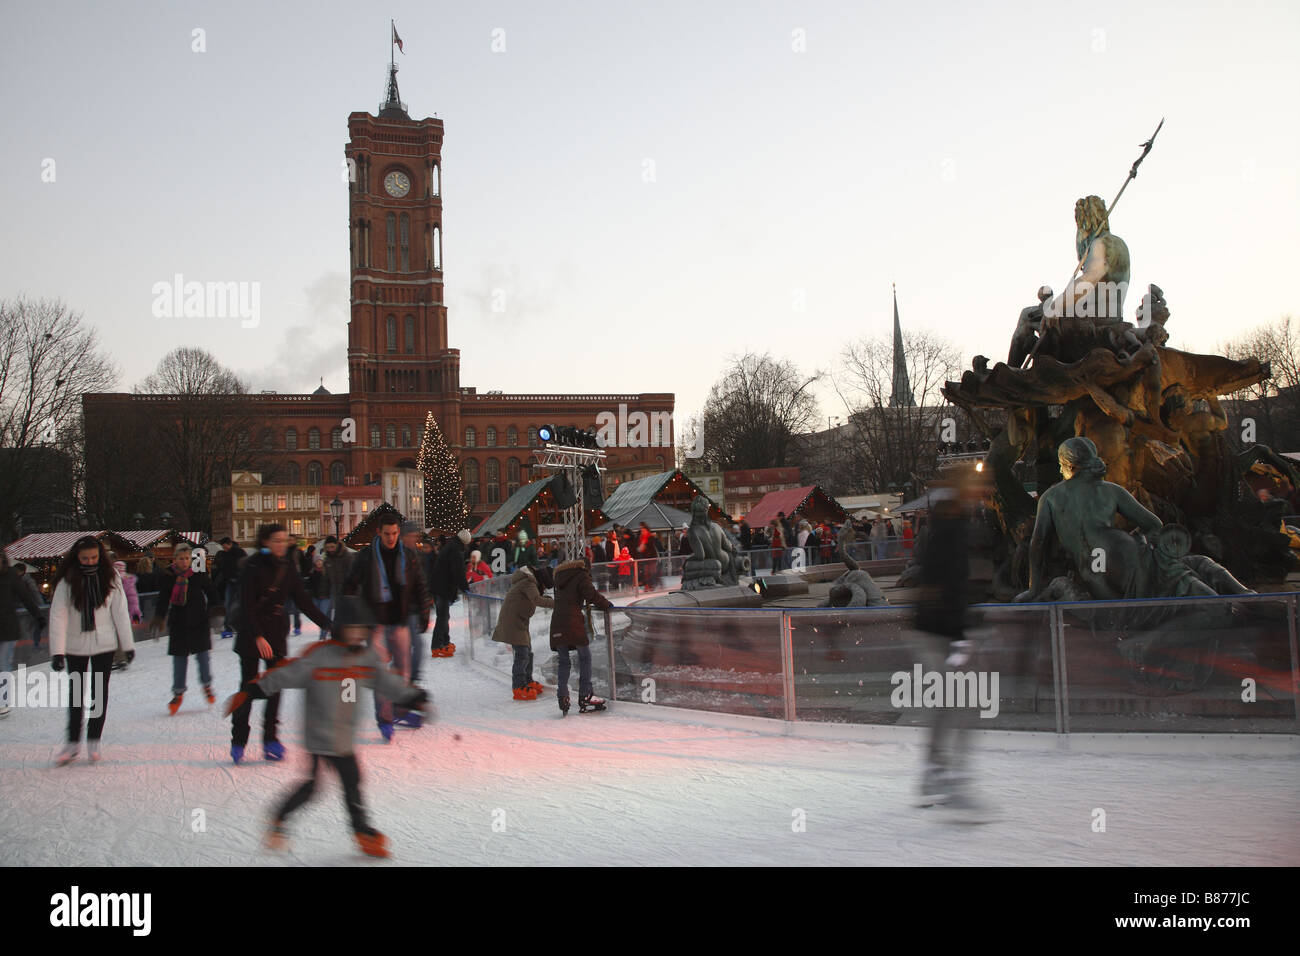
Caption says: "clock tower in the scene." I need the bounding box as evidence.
[345,63,459,401]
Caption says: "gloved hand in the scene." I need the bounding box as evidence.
[51,654,66,672]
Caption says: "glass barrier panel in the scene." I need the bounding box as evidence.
[1058,593,1297,733]
[609,607,786,718]
[786,604,1057,729]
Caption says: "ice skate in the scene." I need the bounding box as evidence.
[525,680,544,696]
[578,694,606,713]
[204,684,216,705]
[393,711,423,728]
[513,686,537,701]
[264,741,286,761]
[378,722,394,742]
[914,765,952,808]
[55,742,80,767]
[355,830,390,858]
[230,744,245,765]
[168,693,183,715]
[264,821,289,851]
[558,695,570,716]
[87,740,101,763]
[935,789,997,825]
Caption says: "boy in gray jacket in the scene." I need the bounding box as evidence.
[224,596,429,858]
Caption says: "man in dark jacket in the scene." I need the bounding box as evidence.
[1,553,46,715]
[230,523,332,764]
[343,515,429,738]
[428,529,471,657]
[549,558,614,715]
[214,537,247,639]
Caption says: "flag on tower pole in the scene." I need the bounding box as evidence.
[392,21,405,54]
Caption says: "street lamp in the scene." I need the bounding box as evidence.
[330,496,343,538]
[132,513,143,529]
[160,512,171,529]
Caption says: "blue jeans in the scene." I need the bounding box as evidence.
[172,650,212,695]
[432,595,451,649]
[316,598,334,637]
[0,640,15,708]
[370,625,410,725]
[555,644,592,699]
[407,614,424,683]
[511,644,534,689]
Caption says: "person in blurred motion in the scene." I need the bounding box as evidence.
[911,477,992,820]
[152,542,220,715]
[214,537,247,639]
[111,559,142,625]
[550,557,613,715]
[636,522,660,591]
[0,550,46,718]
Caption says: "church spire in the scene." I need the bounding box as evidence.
[889,283,915,407]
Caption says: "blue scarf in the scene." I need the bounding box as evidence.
[374,542,406,604]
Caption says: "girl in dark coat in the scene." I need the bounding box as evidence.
[0,551,46,717]
[549,558,614,714]
[153,543,220,714]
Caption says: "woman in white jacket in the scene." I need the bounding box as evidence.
[49,536,134,765]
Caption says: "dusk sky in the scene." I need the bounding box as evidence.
[3,0,1297,431]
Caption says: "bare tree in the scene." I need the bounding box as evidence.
[698,353,821,470]
[834,328,963,498]
[0,297,117,539]
[1221,316,1300,454]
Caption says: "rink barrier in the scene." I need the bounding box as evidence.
[460,589,1300,738]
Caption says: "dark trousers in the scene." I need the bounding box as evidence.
[432,595,451,648]
[231,653,283,747]
[65,651,115,743]
[511,644,534,689]
[276,753,374,836]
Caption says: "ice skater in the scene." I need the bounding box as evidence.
[223,596,429,858]
[152,542,220,714]
[550,557,613,715]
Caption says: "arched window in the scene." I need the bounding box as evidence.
[462,459,479,507]
[330,461,345,485]
[308,427,321,450]
[507,457,520,496]
[306,462,323,486]
[401,425,412,447]
[486,458,500,505]
[331,427,343,449]
[507,426,518,446]
[386,213,396,271]
[432,225,441,270]
[261,428,275,450]
[399,214,410,272]
[485,426,497,447]
[285,461,301,484]
[464,426,476,447]
[386,315,397,353]
[370,424,381,448]
[285,428,298,450]
[527,426,538,447]
[432,163,440,196]
[385,424,397,448]
[404,315,415,354]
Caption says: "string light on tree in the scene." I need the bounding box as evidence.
[416,411,470,530]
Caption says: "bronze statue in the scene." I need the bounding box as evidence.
[681,496,742,590]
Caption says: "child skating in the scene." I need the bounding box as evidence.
[223,596,429,858]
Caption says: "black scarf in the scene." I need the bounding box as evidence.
[79,564,102,632]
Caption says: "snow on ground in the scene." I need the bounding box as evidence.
[1,603,1297,866]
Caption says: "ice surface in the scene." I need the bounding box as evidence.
[1,609,1296,866]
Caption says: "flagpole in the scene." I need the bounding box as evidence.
[390,19,394,70]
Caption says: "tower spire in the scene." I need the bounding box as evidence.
[889,283,914,407]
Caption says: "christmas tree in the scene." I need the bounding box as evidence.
[416,411,471,531]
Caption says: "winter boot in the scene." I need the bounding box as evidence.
[204,684,216,705]
[578,694,606,713]
[264,741,286,761]
[355,830,390,858]
[55,742,80,767]
[558,695,570,716]
[87,740,101,763]
[264,821,289,851]
[513,687,537,701]
[168,693,184,716]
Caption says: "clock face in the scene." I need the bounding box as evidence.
[384,171,411,198]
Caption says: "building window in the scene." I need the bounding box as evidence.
[404,315,415,354]
[432,225,441,270]
[330,461,345,485]
[307,462,323,486]
[291,518,303,535]
[263,493,274,510]
[308,427,321,450]
[485,426,497,447]
[527,426,537,446]
[386,315,397,353]
[401,425,412,446]
[285,462,301,484]
[399,214,410,272]
[464,426,476,447]
[507,425,518,446]
[285,428,297,450]
[292,492,302,510]
[507,457,520,496]
[277,494,287,511]
[486,458,500,505]
[370,425,380,447]
[462,459,479,507]
[386,214,396,271]
[235,493,245,511]
[261,429,275,450]
[331,427,343,448]
[385,424,396,448]
[431,163,440,196]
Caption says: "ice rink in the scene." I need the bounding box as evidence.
[2,614,1297,867]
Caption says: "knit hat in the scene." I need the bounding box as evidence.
[401,521,423,535]
[457,529,472,546]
